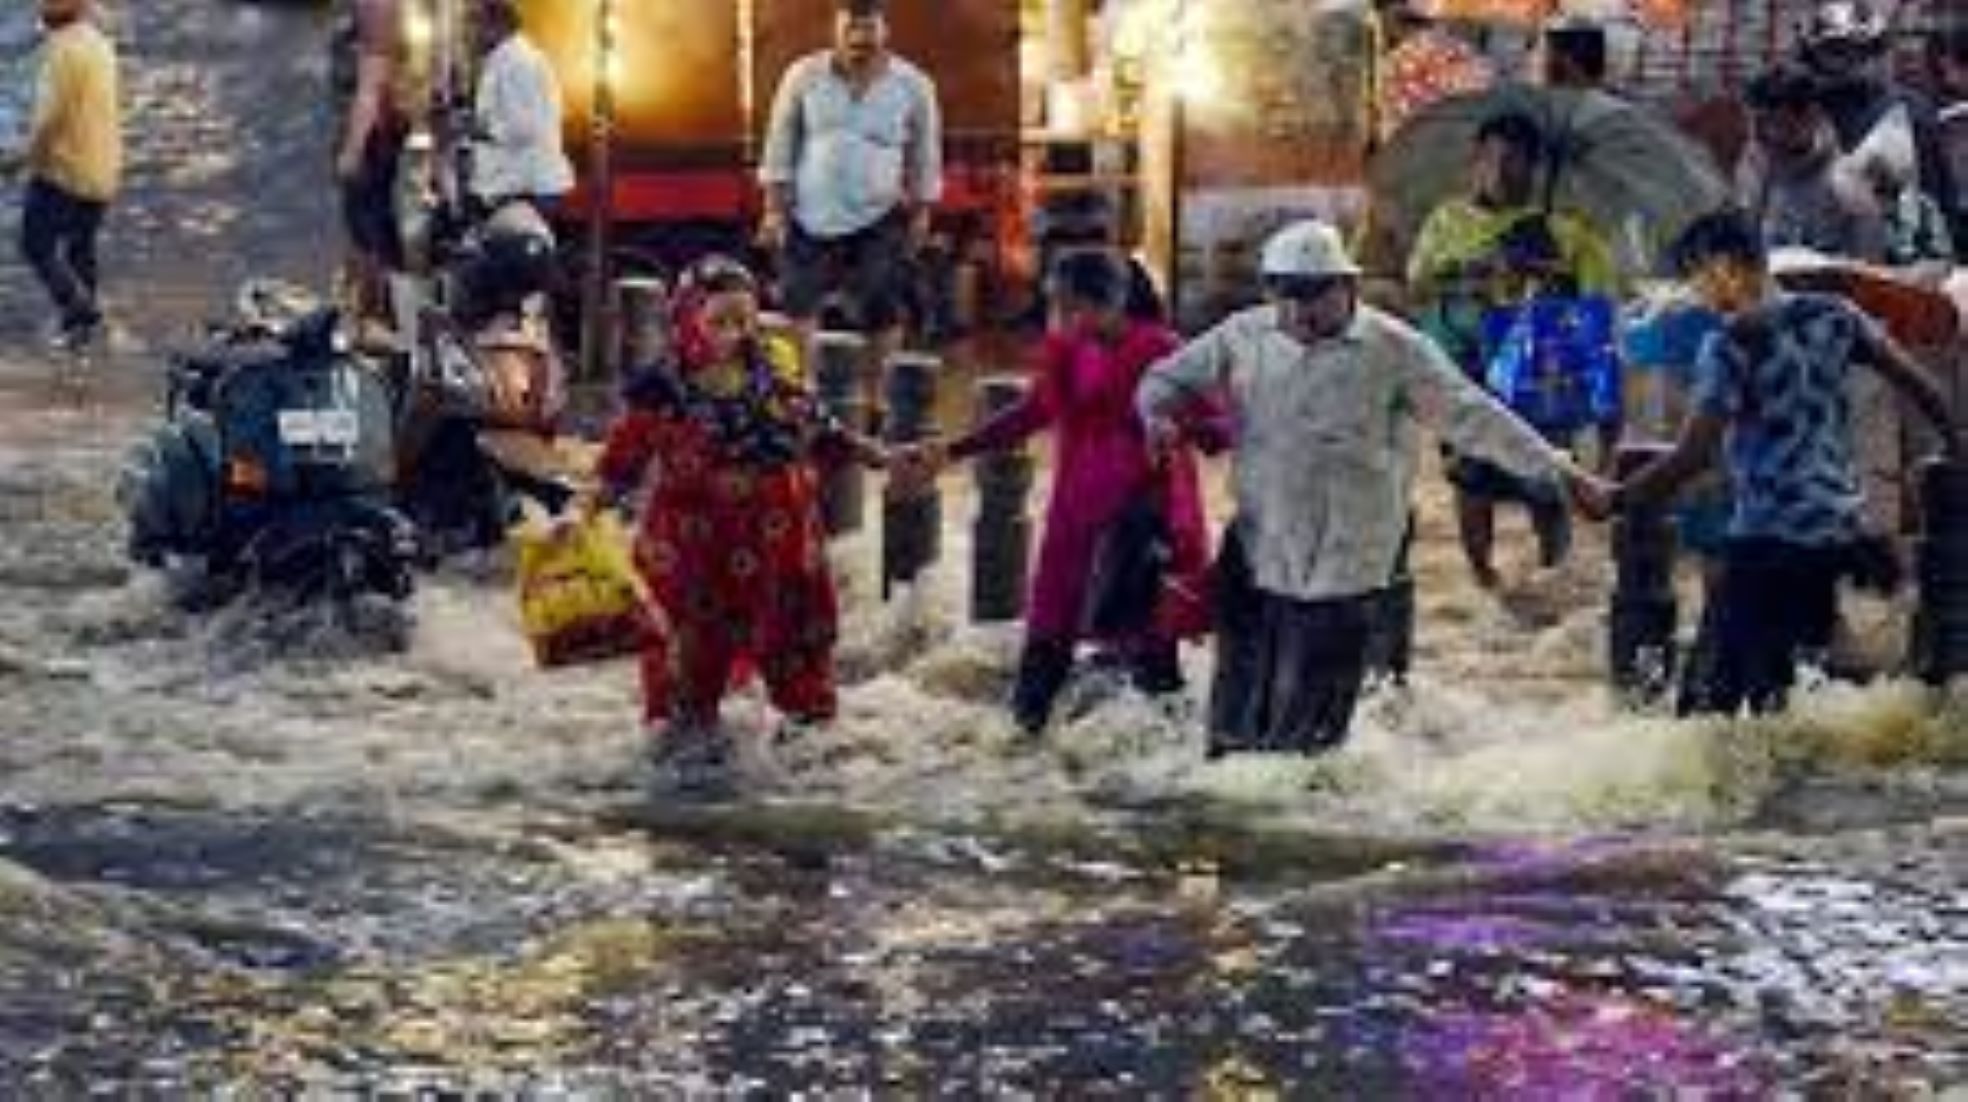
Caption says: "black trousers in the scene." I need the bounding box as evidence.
[20,177,107,333]
[1209,524,1374,755]
[1684,537,1848,717]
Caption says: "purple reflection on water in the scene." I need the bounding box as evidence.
[1403,994,1769,1098]
[1371,838,1761,1094]
[1377,911,1555,953]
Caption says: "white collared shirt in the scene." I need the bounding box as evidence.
[1138,304,1567,602]
[471,34,574,203]
[759,51,942,239]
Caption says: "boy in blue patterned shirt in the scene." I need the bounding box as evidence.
[1601,209,1962,715]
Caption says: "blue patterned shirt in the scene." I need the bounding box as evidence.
[1690,293,1885,546]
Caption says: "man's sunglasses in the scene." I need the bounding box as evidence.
[1264,275,1347,302]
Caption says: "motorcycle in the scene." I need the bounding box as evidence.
[120,282,420,606]
[395,200,579,557]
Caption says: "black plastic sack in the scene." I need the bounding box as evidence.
[1083,488,1172,637]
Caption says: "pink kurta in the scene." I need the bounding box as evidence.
[954,321,1214,643]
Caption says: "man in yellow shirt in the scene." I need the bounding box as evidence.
[3,0,121,349]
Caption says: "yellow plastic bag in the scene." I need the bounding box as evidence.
[513,510,650,669]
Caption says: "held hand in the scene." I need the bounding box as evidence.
[887,440,947,498]
[565,482,617,524]
[1143,417,1181,466]
[563,489,600,524]
[859,438,892,471]
[1565,468,1619,523]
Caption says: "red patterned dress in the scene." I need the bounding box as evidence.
[596,342,846,727]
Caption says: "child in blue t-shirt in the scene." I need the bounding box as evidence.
[1601,210,1962,716]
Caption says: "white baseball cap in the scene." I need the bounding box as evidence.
[1259,220,1362,279]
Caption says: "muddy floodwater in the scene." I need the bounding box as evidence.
[2,1,1966,1095]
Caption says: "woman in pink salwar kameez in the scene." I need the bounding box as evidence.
[903,251,1216,733]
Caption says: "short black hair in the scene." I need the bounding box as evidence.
[1049,249,1130,312]
[838,0,885,16]
[1475,110,1546,158]
[1670,208,1767,274]
[479,0,521,36]
[1745,64,1823,111]
[1545,23,1608,81]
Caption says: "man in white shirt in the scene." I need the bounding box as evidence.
[758,0,942,382]
[1137,221,1608,756]
[470,0,573,216]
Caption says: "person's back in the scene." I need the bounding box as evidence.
[12,0,121,348]
[30,14,119,204]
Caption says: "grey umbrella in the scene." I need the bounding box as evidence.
[1367,82,1731,279]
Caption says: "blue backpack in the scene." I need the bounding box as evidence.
[1481,295,1621,434]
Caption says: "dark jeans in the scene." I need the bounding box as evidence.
[20,177,107,334]
[1683,537,1848,717]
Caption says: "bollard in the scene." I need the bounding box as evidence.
[1608,443,1680,702]
[614,277,669,376]
[882,352,942,594]
[813,332,869,537]
[1912,457,1968,683]
[970,375,1035,623]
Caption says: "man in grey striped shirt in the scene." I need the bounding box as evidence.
[758,0,941,390]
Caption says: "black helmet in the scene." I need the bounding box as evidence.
[460,203,558,318]
[1800,0,1887,55]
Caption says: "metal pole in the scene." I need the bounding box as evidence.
[579,0,617,383]
[881,352,943,595]
[1608,443,1680,703]
[814,332,872,537]
[970,375,1034,623]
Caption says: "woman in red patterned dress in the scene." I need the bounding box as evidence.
[592,257,885,767]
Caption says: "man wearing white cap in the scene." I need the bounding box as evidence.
[1137,219,1608,755]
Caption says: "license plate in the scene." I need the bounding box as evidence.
[277,409,360,447]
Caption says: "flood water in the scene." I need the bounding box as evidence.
[2,2,1966,1095]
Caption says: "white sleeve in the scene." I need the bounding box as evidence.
[1138,322,1236,426]
[1401,326,1567,479]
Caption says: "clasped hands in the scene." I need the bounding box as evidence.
[885,439,948,499]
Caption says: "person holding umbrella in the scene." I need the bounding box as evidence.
[1405,109,1618,588]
